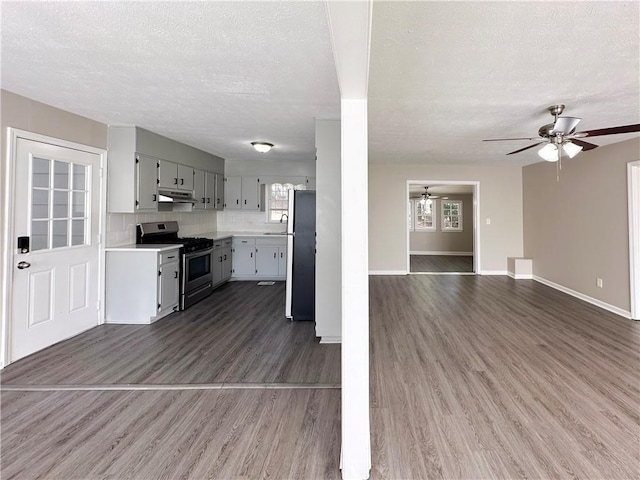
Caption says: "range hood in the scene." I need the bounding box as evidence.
[158,189,198,203]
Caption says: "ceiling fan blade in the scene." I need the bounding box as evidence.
[506,143,544,155]
[552,116,581,135]
[483,137,538,142]
[575,123,640,138]
[568,139,598,151]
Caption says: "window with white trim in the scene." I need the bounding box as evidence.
[441,200,462,231]
[408,199,436,231]
[415,199,436,231]
[268,183,306,222]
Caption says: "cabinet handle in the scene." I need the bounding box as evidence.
[202,197,206,204]
[207,198,211,204]
[280,252,283,258]
[224,254,227,260]
[250,252,253,258]
[174,178,178,185]
[152,194,157,202]
[180,178,184,185]
[274,252,276,259]
[219,256,223,262]
[244,199,247,205]
[167,255,175,259]
[217,198,220,204]
[174,271,178,278]
[236,199,239,205]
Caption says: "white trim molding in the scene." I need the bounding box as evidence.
[410,251,473,256]
[319,336,342,344]
[533,275,631,319]
[628,161,640,320]
[478,270,508,276]
[406,180,480,275]
[368,270,408,276]
[507,272,533,280]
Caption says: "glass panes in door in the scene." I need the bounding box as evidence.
[30,157,89,251]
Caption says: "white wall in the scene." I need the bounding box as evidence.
[315,120,341,341]
[369,164,523,273]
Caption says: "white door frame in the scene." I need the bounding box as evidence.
[406,180,480,274]
[628,160,640,320]
[1,128,108,368]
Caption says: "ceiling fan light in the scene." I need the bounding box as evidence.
[562,141,583,159]
[538,143,559,162]
[251,141,273,153]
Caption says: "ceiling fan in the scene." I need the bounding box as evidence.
[483,104,640,162]
[412,187,448,204]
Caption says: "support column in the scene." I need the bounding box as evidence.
[341,98,370,480]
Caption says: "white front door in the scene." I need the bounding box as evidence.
[10,138,102,362]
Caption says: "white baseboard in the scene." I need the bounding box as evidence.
[533,275,631,319]
[410,251,473,256]
[478,270,508,276]
[507,272,533,280]
[319,336,341,344]
[368,270,407,276]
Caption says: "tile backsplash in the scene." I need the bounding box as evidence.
[216,210,285,233]
[106,209,285,246]
[106,212,217,246]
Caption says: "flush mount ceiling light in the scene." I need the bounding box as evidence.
[251,142,273,153]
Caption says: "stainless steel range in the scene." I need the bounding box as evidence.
[137,221,214,310]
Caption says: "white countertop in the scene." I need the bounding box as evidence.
[105,244,183,252]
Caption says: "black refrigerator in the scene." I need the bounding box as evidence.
[285,190,316,321]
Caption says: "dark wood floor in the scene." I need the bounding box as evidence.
[3,276,639,479]
[410,254,474,273]
[1,389,340,480]
[1,281,342,479]
[369,275,640,479]
[1,281,340,385]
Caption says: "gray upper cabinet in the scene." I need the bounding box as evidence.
[158,160,194,192]
[193,169,206,210]
[136,154,159,211]
[215,173,224,211]
[224,176,259,211]
[107,126,225,213]
[241,176,260,210]
[205,171,215,209]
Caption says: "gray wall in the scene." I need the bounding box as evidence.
[410,194,474,253]
[523,137,640,312]
[369,164,523,273]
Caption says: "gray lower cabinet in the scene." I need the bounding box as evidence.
[212,238,233,288]
[231,236,287,280]
[105,247,180,324]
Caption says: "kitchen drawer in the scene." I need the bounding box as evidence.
[160,250,180,265]
[213,240,223,248]
[232,237,256,246]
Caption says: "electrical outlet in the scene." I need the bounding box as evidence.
[486,218,491,225]
[596,278,603,288]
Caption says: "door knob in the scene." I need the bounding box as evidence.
[17,261,31,269]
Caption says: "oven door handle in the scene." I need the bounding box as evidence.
[184,247,214,259]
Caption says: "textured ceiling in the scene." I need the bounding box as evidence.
[2,1,639,166]
[369,1,640,165]
[1,1,340,163]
